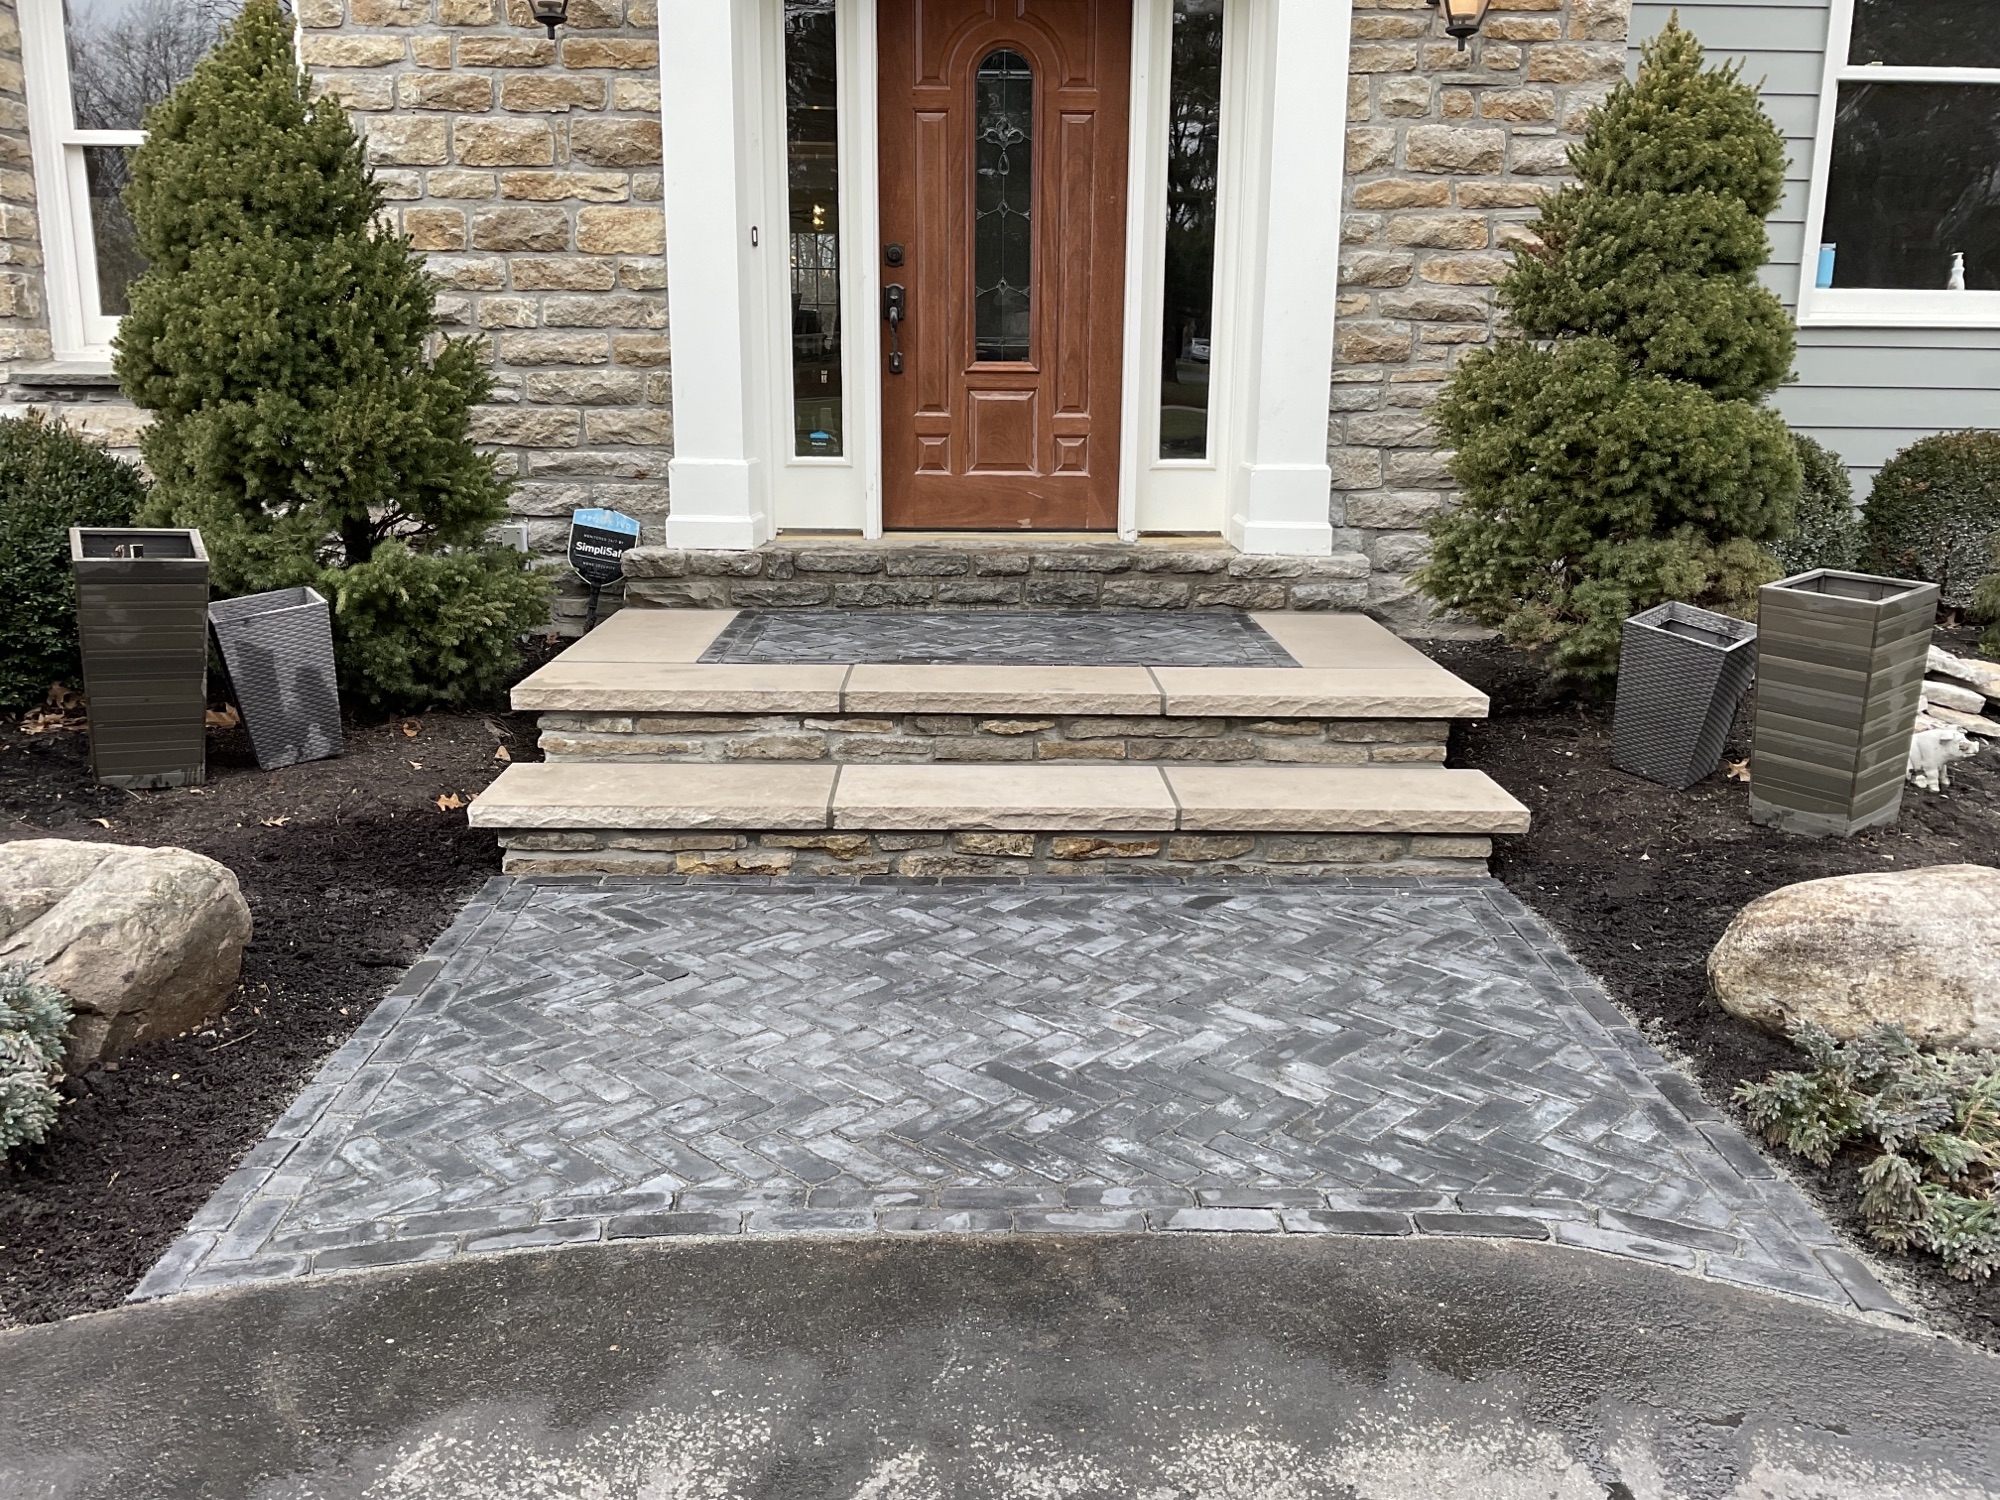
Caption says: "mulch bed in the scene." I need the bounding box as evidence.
[0,661,558,1328]
[6,624,1999,1349]
[1432,629,2000,1351]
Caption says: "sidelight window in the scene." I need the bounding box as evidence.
[1159,0,1224,458]
[973,49,1034,363]
[1803,0,2000,325]
[785,0,843,455]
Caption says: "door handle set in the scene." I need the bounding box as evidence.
[882,283,907,375]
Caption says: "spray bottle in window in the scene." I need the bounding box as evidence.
[1950,252,1967,291]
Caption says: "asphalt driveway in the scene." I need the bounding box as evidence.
[4,1235,1996,1499]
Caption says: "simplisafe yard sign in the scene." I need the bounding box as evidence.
[569,508,640,631]
[568,508,640,587]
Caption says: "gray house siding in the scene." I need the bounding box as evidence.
[1632,0,2000,484]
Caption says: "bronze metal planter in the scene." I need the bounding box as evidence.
[1749,569,1938,837]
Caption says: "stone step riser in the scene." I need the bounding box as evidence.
[498,828,1493,880]
[622,541,1372,614]
[537,711,1451,767]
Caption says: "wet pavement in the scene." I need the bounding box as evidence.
[136,877,1891,1313]
[3,1235,1994,1499]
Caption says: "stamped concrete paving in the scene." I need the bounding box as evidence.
[137,877,1896,1313]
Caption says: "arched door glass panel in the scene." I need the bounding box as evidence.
[973,48,1033,362]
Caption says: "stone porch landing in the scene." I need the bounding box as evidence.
[474,610,1527,877]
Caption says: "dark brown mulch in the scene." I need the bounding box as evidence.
[1430,629,2000,1351]
[0,661,559,1327]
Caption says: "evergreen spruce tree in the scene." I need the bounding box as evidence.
[115,0,548,711]
[1415,21,1800,684]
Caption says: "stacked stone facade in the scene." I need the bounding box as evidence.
[1337,0,1628,630]
[0,0,44,366]
[0,0,1634,634]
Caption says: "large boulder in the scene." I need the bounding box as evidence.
[0,840,253,1068]
[1708,864,2000,1049]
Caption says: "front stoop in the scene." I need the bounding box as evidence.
[480,609,1528,877]
[620,537,1373,613]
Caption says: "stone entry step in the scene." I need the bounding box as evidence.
[471,762,1529,835]
[511,609,1490,722]
[470,762,1529,877]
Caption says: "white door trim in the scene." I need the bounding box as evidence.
[660,0,1346,552]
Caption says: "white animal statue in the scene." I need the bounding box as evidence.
[1908,726,1981,792]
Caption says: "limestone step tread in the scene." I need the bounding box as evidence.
[469,761,1531,836]
[513,609,1489,720]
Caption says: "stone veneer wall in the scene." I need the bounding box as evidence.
[0,0,45,367]
[300,0,669,629]
[499,829,1495,880]
[1337,0,1628,630]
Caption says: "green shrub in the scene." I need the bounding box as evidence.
[115,0,548,713]
[1739,1022,2000,1281]
[1972,543,2000,654]
[0,414,148,711]
[1770,432,1859,576]
[1415,21,1799,685]
[0,965,72,1159]
[1861,430,2000,608]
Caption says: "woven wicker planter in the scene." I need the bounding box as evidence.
[1611,601,1758,789]
[69,527,209,789]
[209,586,343,771]
[1750,569,1938,836]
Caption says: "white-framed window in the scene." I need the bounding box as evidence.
[19,0,238,360]
[1799,0,2000,328]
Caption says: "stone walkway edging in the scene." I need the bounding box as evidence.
[132,876,1906,1321]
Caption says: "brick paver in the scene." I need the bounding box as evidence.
[700,608,1299,666]
[135,877,1896,1313]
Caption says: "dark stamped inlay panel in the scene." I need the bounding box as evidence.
[700,609,1300,667]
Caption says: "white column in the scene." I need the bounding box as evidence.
[659,0,773,550]
[1229,0,1348,556]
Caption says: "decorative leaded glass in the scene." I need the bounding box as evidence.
[974,49,1033,363]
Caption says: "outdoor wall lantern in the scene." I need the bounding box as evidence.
[1427,0,1492,48]
[528,0,567,39]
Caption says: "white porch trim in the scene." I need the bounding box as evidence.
[659,0,774,550]
[657,0,1347,552]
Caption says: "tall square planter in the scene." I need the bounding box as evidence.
[69,527,209,789]
[1612,601,1758,789]
[1750,569,1939,836]
[209,587,343,770]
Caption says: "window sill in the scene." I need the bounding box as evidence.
[1797,289,2000,330]
[7,359,119,389]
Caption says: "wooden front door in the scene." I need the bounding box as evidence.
[878,1,1131,530]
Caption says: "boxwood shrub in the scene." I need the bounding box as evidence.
[0,413,148,711]
[1861,430,2000,607]
[1771,432,1859,577]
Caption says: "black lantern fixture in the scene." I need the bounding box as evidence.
[1427,0,1492,48]
[528,0,567,39]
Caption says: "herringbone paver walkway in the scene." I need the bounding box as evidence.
[700,608,1299,666]
[136,878,1898,1314]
